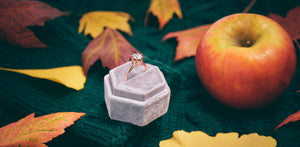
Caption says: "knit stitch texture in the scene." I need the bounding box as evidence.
[0,0,300,146]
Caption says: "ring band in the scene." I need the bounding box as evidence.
[124,53,147,81]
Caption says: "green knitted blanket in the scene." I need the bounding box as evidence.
[1,0,300,146]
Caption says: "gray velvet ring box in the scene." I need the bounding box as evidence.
[104,62,170,126]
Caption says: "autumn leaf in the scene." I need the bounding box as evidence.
[160,130,277,147]
[268,6,300,49]
[274,110,300,131]
[145,0,182,30]
[82,28,138,75]
[162,24,211,61]
[0,0,64,48]
[0,66,86,90]
[0,112,85,147]
[79,11,133,38]
[162,0,257,61]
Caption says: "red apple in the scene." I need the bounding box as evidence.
[195,13,297,109]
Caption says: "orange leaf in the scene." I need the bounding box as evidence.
[268,6,300,49]
[162,24,211,61]
[81,28,138,75]
[0,112,85,147]
[79,11,133,38]
[145,0,182,30]
[161,0,257,61]
[274,110,300,131]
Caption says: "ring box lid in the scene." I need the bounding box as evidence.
[109,62,166,102]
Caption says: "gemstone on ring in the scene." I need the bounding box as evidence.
[132,53,143,60]
[124,52,147,81]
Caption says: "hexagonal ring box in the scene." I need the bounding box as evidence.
[104,62,170,126]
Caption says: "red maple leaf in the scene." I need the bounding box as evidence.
[274,110,300,131]
[81,28,139,75]
[0,0,64,48]
[0,112,85,146]
[269,6,300,49]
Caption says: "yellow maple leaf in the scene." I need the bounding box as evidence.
[160,130,277,147]
[145,0,182,30]
[0,66,86,90]
[78,11,133,38]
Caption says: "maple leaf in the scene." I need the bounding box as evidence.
[0,66,86,90]
[0,112,85,147]
[274,110,300,131]
[145,0,182,30]
[78,11,133,38]
[162,0,257,61]
[81,28,138,75]
[160,130,276,147]
[268,6,300,49]
[162,24,211,61]
[0,0,64,48]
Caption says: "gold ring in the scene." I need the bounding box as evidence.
[124,53,147,81]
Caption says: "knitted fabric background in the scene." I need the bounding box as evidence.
[0,0,300,146]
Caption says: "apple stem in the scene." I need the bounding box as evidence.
[240,40,253,47]
[242,0,257,13]
[246,40,251,46]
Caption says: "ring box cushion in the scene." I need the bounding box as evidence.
[104,62,170,126]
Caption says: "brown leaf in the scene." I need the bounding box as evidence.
[274,110,300,131]
[0,112,85,147]
[162,24,211,61]
[78,11,133,38]
[269,6,300,49]
[145,0,182,30]
[0,0,64,48]
[81,28,138,75]
[0,27,48,48]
